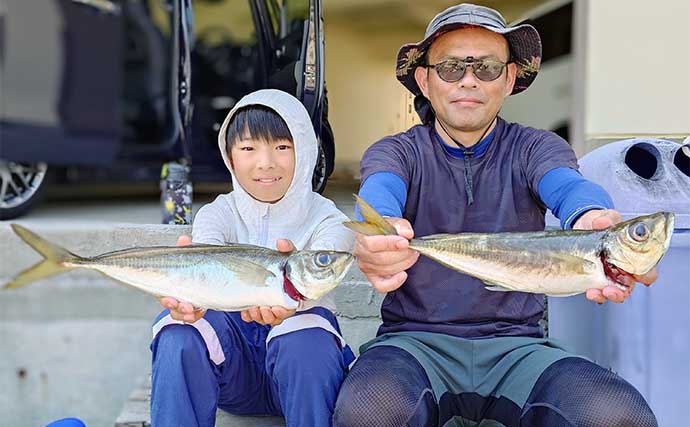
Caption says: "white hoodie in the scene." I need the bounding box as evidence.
[191,89,354,315]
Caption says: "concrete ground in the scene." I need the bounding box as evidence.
[0,179,380,427]
[15,179,358,225]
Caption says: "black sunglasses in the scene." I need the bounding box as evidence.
[425,57,508,82]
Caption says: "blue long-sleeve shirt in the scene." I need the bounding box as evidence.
[358,132,613,229]
[358,119,610,339]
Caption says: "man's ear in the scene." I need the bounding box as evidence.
[504,62,517,97]
[414,66,430,98]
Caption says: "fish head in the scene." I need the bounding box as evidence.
[603,212,674,276]
[285,251,354,300]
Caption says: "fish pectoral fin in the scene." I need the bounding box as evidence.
[484,283,513,292]
[224,258,276,286]
[342,221,388,237]
[551,253,596,275]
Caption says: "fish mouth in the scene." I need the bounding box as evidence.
[282,268,305,302]
[600,254,635,291]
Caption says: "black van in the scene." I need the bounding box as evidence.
[0,0,334,219]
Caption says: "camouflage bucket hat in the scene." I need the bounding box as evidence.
[396,3,542,96]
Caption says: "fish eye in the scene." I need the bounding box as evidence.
[629,222,650,242]
[314,253,332,267]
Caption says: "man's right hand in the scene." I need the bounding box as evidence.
[159,235,206,323]
[353,217,419,293]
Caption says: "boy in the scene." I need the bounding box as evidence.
[151,89,355,427]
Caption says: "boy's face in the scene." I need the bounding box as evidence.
[230,135,295,203]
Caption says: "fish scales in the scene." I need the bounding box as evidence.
[4,225,354,311]
[345,195,673,297]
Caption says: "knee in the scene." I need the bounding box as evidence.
[603,408,657,427]
[333,351,433,427]
[568,367,657,427]
[527,358,658,427]
[152,324,207,362]
[333,373,416,427]
[268,328,344,381]
[524,395,657,427]
[332,373,379,427]
[332,386,363,427]
[587,380,657,427]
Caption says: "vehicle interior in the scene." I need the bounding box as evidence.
[191,0,314,154]
[0,0,327,219]
[37,0,319,164]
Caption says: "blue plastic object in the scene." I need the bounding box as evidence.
[45,418,86,427]
[547,138,690,427]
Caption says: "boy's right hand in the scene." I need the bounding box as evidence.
[159,235,206,323]
[354,217,419,294]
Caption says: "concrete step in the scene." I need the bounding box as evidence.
[118,320,382,427]
[0,222,381,427]
[114,376,288,427]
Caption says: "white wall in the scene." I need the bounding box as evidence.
[584,0,690,138]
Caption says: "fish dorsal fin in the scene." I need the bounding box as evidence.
[342,222,387,237]
[221,257,276,286]
[417,233,454,240]
[343,194,398,236]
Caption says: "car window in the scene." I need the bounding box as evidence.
[192,0,260,102]
[191,0,262,154]
[265,0,308,37]
[122,0,175,143]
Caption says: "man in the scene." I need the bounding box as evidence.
[333,4,658,427]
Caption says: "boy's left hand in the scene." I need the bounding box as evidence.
[240,238,297,326]
[160,235,206,323]
[574,209,659,304]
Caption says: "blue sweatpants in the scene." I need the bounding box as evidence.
[150,307,354,427]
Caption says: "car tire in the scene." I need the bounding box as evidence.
[0,160,49,220]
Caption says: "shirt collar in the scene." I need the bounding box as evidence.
[432,125,496,158]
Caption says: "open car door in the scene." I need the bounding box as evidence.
[250,0,332,192]
[0,0,193,219]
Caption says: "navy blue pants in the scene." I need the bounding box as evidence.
[151,308,352,427]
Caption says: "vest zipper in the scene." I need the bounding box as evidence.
[259,210,269,247]
[463,149,474,206]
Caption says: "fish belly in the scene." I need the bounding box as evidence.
[415,246,608,296]
[88,263,298,311]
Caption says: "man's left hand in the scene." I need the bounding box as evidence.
[574,209,659,304]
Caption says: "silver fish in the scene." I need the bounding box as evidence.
[4,224,354,310]
[345,196,674,297]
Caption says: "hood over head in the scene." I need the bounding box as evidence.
[216,89,318,216]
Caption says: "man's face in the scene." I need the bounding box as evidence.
[230,136,295,203]
[414,26,517,134]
